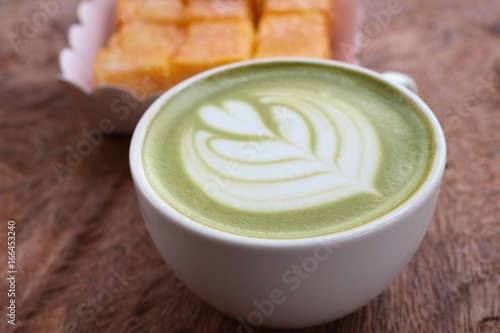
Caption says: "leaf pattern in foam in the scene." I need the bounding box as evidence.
[199,100,268,136]
[182,91,381,212]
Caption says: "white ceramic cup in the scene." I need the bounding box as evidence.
[129,58,446,329]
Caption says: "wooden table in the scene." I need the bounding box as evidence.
[1,0,499,332]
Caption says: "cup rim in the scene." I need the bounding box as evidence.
[130,57,446,248]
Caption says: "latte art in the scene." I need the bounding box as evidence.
[182,90,381,212]
[142,63,435,238]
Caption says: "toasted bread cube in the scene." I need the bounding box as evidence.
[94,49,172,95]
[94,22,185,95]
[263,0,335,27]
[186,0,254,22]
[116,0,184,27]
[262,0,334,14]
[255,13,332,59]
[109,21,185,51]
[173,20,255,79]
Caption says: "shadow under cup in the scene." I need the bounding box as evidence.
[130,58,446,329]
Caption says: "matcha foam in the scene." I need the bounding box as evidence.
[142,63,435,239]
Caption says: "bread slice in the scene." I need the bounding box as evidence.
[255,12,332,59]
[115,0,185,27]
[94,22,185,95]
[262,0,334,15]
[186,0,254,22]
[173,19,255,79]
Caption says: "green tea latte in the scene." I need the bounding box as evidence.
[142,62,435,239]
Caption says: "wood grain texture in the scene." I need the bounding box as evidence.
[0,0,499,332]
